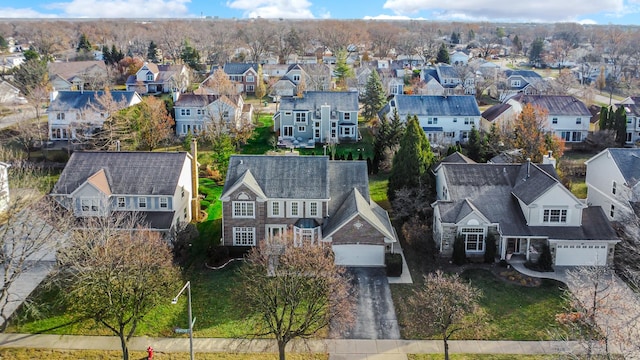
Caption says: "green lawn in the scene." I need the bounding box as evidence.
[570,181,587,199]
[369,172,390,210]
[242,115,276,154]
[0,348,327,360]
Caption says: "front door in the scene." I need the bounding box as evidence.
[507,238,521,254]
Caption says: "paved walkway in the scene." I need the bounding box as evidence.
[0,333,589,359]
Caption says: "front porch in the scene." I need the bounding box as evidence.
[501,237,546,262]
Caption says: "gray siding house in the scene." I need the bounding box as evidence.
[274,91,359,147]
[221,155,397,266]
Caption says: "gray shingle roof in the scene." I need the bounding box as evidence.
[175,94,221,107]
[512,94,591,116]
[52,151,188,196]
[481,103,512,121]
[223,155,330,200]
[511,162,560,205]
[394,95,480,117]
[328,161,370,213]
[49,91,138,111]
[223,62,258,75]
[608,148,640,187]
[279,91,359,112]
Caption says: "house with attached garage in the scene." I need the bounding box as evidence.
[48,60,108,91]
[499,70,546,101]
[125,63,189,95]
[380,95,481,145]
[50,150,198,233]
[273,91,359,148]
[432,153,619,266]
[218,62,259,95]
[220,155,397,266]
[173,92,252,137]
[47,90,142,141]
[585,148,640,222]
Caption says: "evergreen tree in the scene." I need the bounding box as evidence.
[467,29,475,41]
[483,123,503,160]
[450,32,460,44]
[362,70,387,122]
[512,35,522,53]
[372,115,391,174]
[180,40,201,71]
[147,41,159,63]
[529,38,544,66]
[614,106,628,147]
[537,244,553,271]
[446,144,462,156]
[333,49,354,90]
[347,152,353,160]
[0,35,7,51]
[436,43,450,64]
[484,233,497,264]
[76,33,92,52]
[599,105,610,130]
[452,235,466,265]
[101,45,111,64]
[111,45,124,64]
[387,115,434,201]
[465,125,483,162]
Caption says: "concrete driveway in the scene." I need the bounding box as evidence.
[338,267,400,340]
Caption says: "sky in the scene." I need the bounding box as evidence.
[1,0,640,24]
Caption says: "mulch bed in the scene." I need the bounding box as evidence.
[434,258,543,287]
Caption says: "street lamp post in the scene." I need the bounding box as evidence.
[172,281,194,360]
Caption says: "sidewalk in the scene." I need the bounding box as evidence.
[0,333,587,360]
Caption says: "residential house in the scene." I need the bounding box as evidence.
[381,95,481,145]
[432,154,619,266]
[435,64,475,95]
[47,90,142,141]
[221,62,259,95]
[481,94,591,143]
[220,155,397,266]
[615,96,640,145]
[585,148,640,222]
[125,63,189,95]
[0,162,9,213]
[48,60,108,91]
[450,51,470,66]
[0,80,25,104]
[50,150,198,233]
[420,68,445,96]
[500,70,545,101]
[173,92,252,136]
[395,54,425,68]
[0,55,25,72]
[273,91,359,147]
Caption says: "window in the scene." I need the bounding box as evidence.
[464,118,470,125]
[561,131,582,142]
[233,227,256,246]
[160,197,168,208]
[453,118,457,123]
[197,109,203,115]
[295,112,307,123]
[428,117,438,125]
[511,79,521,87]
[284,111,292,116]
[184,207,187,219]
[81,198,99,212]
[576,117,582,124]
[288,201,301,217]
[138,197,147,208]
[298,126,306,132]
[552,117,558,124]
[180,109,191,116]
[117,197,125,208]
[293,75,301,82]
[543,209,567,223]
[612,181,617,195]
[445,131,455,137]
[246,75,255,83]
[181,187,185,198]
[307,201,319,217]
[283,126,293,137]
[246,85,255,92]
[233,201,255,218]
[269,201,283,217]
[461,228,484,252]
[610,204,615,218]
[344,113,351,121]
[56,113,65,120]
[146,73,153,81]
[267,225,286,241]
[223,111,229,118]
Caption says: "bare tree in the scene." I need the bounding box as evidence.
[201,68,237,96]
[235,235,355,360]
[54,213,181,360]
[402,270,483,360]
[0,151,71,331]
[237,20,275,63]
[88,90,134,150]
[10,112,47,160]
[135,96,174,151]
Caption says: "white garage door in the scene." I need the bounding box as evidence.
[555,244,608,266]
[332,245,385,267]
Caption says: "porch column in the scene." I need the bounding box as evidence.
[500,236,507,260]
[526,238,531,261]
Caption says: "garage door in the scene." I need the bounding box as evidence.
[555,244,608,266]
[332,245,385,267]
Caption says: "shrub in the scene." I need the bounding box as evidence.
[484,233,497,263]
[452,235,467,265]
[386,253,403,277]
[206,245,230,266]
[402,215,438,260]
[171,223,199,265]
[537,244,554,271]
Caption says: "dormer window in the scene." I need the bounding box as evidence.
[543,208,567,223]
[612,181,617,195]
[146,73,153,81]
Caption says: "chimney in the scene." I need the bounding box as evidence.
[50,90,58,102]
[190,138,200,222]
[526,158,531,179]
[542,151,556,168]
[116,140,120,152]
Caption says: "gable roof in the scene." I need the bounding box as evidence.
[511,162,562,205]
[607,148,640,187]
[510,94,591,117]
[48,61,107,81]
[393,95,481,117]
[279,91,359,112]
[223,62,258,75]
[48,90,140,111]
[52,152,189,196]
[482,103,513,122]
[175,94,222,107]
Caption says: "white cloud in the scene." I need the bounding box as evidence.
[0,7,57,18]
[577,18,598,25]
[47,0,191,18]
[382,0,624,22]
[363,14,419,20]
[226,0,315,19]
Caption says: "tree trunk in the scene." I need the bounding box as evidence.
[119,332,129,360]
[443,336,449,360]
[278,340,286,360]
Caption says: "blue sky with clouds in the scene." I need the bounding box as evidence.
[1,0,639,24]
